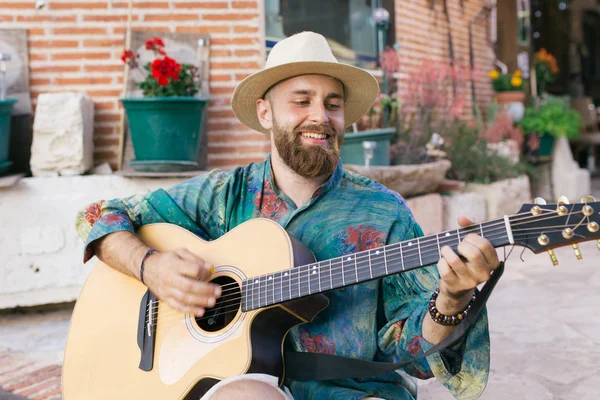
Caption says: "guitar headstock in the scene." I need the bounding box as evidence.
[513,195,600,265]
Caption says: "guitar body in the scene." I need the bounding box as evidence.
[62,219,329,399]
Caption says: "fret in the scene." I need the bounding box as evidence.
[299,265,310,297]
[260,275,268,308]
[317,262,322,293]
[479,223,484,237]
[267,274,275,305]
[436,233,441,259]
[354,254,359,282]
[252,278,259,309]
[403,240,420,270]
[343,255,357,286]
[308,263,319,295]
[355,252,371,283]
[289,268,299,301]
[340,256,346,286]
[368,250,373,279]
[417,237,423,266]
[330,257,343,289]
[399,242,405,271]
[371,248,387,278]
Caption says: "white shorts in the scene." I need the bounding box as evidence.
[199,373,385,400]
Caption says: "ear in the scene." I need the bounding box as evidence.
[256,98,273,131]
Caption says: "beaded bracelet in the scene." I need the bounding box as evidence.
[139,248,156,285]
[428,287,476,326]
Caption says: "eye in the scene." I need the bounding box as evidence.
[294,100,310,106]
[327,103,341,110]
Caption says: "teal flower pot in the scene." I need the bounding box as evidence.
[537,134,555,157]
[341,127,395,166]
[120,97,209,172]
[0,99,18,174]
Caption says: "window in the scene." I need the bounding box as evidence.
[264,0,395,69]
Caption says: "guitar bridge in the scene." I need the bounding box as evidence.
[137,289,157,371]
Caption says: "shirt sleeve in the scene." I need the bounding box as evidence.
[74,169,233,263]
[377,208,490,400]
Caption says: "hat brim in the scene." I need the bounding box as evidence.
[231,61,380,134]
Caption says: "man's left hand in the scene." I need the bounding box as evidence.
[437,216,500,313]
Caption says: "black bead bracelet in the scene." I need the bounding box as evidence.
[428,287,476,326]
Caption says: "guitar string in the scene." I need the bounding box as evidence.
[146,207,568,312]
[150,223,589,322]
[148,208,582,314]
[148,212,588,319]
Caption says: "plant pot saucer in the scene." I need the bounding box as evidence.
[129,160,200,172]
[0,161,12,175]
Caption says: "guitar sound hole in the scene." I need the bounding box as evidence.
[196,276,240,332]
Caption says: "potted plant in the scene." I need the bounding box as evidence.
[120,37,209,172]
[489,68,526,122]
[518,96,582,159]
[534,48,559,95]
[0,98,18,175]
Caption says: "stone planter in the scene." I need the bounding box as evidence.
[463,175,532,219]
[344,159,451,198]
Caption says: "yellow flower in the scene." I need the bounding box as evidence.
[513,70,522,77]
[489,70,500,79]
[511,76,523,87]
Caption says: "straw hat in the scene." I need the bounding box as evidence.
[231,31,380,134]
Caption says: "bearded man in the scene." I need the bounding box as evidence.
[75,31,496,400]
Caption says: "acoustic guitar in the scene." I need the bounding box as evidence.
[62,196,600,399]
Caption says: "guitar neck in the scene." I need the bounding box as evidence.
[241,217,513,312]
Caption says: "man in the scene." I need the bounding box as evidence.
[75,31,497,399]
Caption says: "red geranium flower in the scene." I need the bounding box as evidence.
[151,56,181,86]
[120,49,138,68]
[145,37,165,52]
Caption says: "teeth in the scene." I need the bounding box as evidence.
[301,132,327,139]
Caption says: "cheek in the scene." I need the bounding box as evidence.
[329,112,345,131]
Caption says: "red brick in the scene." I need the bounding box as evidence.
[29,40,79,48]
[56,77,114,85]
[94,113,121,122]
[175,26,229,34]
[174,2,228,9]
[30,78,52,86]
[17,14,76,22]
[114,26,171,34]
[86,89,123,97]
[83,39,124,47]
[209,86,235,95]
[203,13,259,21]
[208,109,235,119]
[211,38,258,45]
[234,49,260,57]
[31,385,61,400]
[27,28,45,36]
[208,156,263,168]
[4,365,61,392]
[144,14,199,22]
[112,1,169,8]
[210,74,232,82]
[94,126,117,135]
[0,2,38,9]
[50,2,107,9]
[231,1,258,9]
[29,53,48,61]
[211,61,260,70]
[233,25,259,33]
[210,49,232,57]
[85,64,123,73]
[94,150,119,161]
[84,14,140,22]
[94,101,118,110]
[53,27,108,35]
[94,137,120,147]
[52,52,112,61]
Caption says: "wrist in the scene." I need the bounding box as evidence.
[435,287,475,315]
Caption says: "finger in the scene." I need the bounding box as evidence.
[457,241,493,282]
[463,234,499,267]
[436,257,458,282]
[457,215,476,227]
[172,275,221,302]
[173,251,213,281]
[440,245,469,279]
[165,296,206,316]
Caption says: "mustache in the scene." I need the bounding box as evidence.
[293,124,336,137]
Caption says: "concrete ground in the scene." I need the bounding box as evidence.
[2,184,600,399]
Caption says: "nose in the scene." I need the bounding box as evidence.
[308,103,329,126]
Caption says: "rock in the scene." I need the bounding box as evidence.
[463,175,532,218]
[405,193,443,235]
[30,92,94,177]
[443,192,487,230]
[551,137,591,202]
[344,159,451,198]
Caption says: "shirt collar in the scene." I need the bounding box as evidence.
[264,154,343,200]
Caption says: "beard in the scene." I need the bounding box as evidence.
[272,116,344,178]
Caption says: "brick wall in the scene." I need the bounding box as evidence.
[2,0,494,171]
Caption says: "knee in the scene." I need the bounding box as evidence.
[211,379,286,400]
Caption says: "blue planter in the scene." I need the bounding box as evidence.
[0,99,18,174]
[341,127,395,166]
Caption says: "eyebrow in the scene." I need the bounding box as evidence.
[290,89,344,100]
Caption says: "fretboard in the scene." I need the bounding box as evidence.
[241,217,512,312]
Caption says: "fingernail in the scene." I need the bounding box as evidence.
[207,297,216,307]
[196,308,205,317]
[214,286,222,297]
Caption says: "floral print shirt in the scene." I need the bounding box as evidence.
[75,156,490,400]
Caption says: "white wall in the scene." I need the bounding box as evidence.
[0,175,182,309]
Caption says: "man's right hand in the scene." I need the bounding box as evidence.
[143,248,222,317]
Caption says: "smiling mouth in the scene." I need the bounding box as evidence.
[300,131,328,140]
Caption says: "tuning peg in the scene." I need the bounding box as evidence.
[581,195,596,203]
[547,249,558,266]
[572,244,582,260]
[534,197,547,205]
[558,195,570,204]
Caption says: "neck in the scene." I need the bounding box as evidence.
[270,143,330,208]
